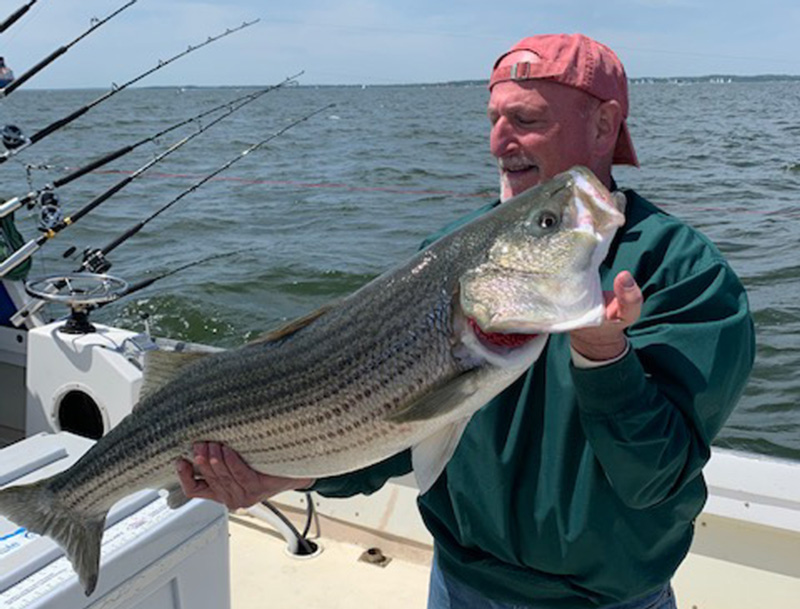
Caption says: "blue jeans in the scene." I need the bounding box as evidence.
[427,557,678,609]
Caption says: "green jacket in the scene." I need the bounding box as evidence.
[0,212,31,281]
[313,188,755,607]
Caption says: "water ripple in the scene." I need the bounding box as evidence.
[4,81,799,461]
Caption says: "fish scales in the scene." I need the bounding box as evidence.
[57,255,466,510]
[0,167,626,596]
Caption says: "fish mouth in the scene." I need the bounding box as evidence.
[466,316,539,352]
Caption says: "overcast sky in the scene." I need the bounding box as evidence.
[3,0,800,88]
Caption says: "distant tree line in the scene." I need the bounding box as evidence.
[629,75,800,84]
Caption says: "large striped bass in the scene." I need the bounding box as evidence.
[0,167,625,596]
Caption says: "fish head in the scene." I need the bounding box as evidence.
[460,166,626,335]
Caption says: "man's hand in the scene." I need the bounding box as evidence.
[570,270,643,361]
[176,442,314,510]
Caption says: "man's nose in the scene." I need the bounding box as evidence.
[490,117,516,157]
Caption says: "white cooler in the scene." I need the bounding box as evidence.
[0,433,230,609]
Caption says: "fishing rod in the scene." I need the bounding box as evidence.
[0,0,40,35]
[1,0,136,96]
[23,250,247,334]
[80,103,336,274]
[103,250,248,305]
[0,78,273,279]
[0,18,260,161]
[0,74,302,221]
[10,103,331,325]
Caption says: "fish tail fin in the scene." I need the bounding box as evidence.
[0,480,106,596]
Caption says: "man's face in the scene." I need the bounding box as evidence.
[488,57,597,201]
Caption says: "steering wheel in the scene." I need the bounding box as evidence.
[25,274,129,334]
[25,273,129,308]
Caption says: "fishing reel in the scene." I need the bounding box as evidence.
[1,124,28,150]
[25,273,128,334]
[37,191,64,232]
[80,247,112,274]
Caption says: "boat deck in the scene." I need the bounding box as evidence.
[229,467,800,609]
[229,505,432,609]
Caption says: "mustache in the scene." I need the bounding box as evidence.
[498,154,538,202]
[497,153,537,172]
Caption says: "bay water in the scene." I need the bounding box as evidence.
[1,81,798,460]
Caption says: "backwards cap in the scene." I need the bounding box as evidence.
[489,33,638,167]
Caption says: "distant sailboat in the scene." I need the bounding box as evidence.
[0,57,14,87]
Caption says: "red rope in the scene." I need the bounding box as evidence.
[85,168,492,198]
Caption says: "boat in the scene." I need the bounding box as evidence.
[0,57,13,88]
[1,293,799,607]
[0,6,798,609]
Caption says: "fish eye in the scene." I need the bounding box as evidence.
[537,211,559,230]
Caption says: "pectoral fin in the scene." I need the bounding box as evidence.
[412,418,471,494]
[387,372,479,424]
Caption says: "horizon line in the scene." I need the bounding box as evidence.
[14,72,800,91]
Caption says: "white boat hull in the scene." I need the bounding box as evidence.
[0,312,798,608]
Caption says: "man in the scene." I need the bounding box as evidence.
[177,34,754,608]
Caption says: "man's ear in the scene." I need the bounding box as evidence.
[592,99,623,158]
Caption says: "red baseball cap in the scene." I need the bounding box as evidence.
[489,33,638,167]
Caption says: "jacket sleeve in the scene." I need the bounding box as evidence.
[309,450,412,498]
[573,256,755,509]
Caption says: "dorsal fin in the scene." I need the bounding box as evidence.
[248,302,337,345]
[138,348,214,406]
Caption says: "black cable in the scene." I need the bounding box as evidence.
[261,499,317,555]
[301,491,318,538]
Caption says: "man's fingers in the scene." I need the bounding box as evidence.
[191,443,231,494]
[222,445,257,484]
[180,477,218,502]
[176,458,196,491]
[180,443,312,509]
[203,442,253,507]
[604,271,641,325]
[192,442,211,472]
[613,271,642,324]
[194,442,227,482]
[176,458,211,498]
[207,442,234,481]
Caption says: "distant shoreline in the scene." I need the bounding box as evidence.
[432,75,800,86]
[628,74,800,84]
[17,74,800,91]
